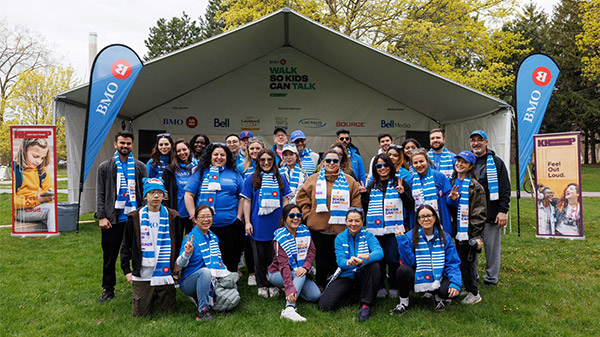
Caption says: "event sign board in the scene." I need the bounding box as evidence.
[534,132,584,239]
[11,126,58,236]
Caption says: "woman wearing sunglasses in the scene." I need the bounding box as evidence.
[393,204,462,313]
[268,204,320,322]
[362,153,414,299]
[241,149,292,298]
[406,148,454,236]
[147,133,174,179]
[296,149,362,289]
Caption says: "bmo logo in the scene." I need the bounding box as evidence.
[186,116,198,129]
[111,60,133,80]
[532,67,551,86]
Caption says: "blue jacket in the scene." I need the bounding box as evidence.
[349,151,366,186]
[406,169,453,235]
[335,228,383,279]
[396,229,462,291]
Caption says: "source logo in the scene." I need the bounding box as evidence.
[336,121,365,128]
[532,67,552,86]
[111,60,133,80]
[298,118,326,128]
[186,116,198,129]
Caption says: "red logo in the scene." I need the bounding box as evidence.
[111,60,133,80]
[219,262,223,267]
[375,219,381,225]
[212,175,218,180]
[272,191,278,197]
[532,67,552,86]
[280,59,287,65]
[162,267,170,273]
[425,274,431,280]
[186,116,198,128]
[208,197,214,203]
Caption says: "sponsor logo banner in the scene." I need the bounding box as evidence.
[298,118,327,128]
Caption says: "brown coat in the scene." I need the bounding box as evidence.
[295,171,362,234]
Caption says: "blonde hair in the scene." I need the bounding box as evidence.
[242,137,266,173]
[15,138,50,170]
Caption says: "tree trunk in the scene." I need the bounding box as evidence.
[591,127,597,164]
[584,127,589,164]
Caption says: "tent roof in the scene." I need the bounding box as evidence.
[57,8,508,124]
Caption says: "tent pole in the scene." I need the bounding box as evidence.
[511,106,521,237]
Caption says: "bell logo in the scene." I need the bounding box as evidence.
[532,67,551,86]
[111,60,133,80]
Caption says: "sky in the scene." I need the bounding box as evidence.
[3,0,559,81]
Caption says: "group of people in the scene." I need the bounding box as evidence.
[537,183,582,236]
[95,126,511,322]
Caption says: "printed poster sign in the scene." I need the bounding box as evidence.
[534,132,584,239]
[11,126,58,236]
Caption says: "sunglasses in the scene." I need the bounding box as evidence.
[260,157,274,163]
[376,163,390,169]
[410,147,427,155]
[157,133,171,138]
[338,137,350,141]
[287,212,303,219]
[418,214,434,220]
[324,158,340,164]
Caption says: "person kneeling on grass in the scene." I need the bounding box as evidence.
[120,178,182,317]
[177,205,241,322]
[318,207,383,322]
[268,204,321,322]
[393,204,462,314]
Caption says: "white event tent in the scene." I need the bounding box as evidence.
[56,8,511,214]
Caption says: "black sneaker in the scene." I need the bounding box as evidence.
[97,289,114,303]
[196,307,214,322]
[392,303,409,314]
[358,307,371,322]
[483,281,497,288]
[434,299,446,311]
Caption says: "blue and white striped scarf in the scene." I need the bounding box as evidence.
[411,168,439,213]
[298,148,316,175]
[366,180,404,235]
[315,168,350,224]
[273,224,311,271]
[428,148,454,179]
[139,205,174,286]
[454,176,471,241]
[197,230,230,277]
[281,164,303,196]
[486,155,499,201]
[198,166,221,209]
[258,172,280,215]
[414,228,445,292]
[114,151,137,214]
[342,228,370,273]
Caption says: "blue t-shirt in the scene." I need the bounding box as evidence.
[146,155,169,179]
[237,161,256,180]
[175,166,192,217]
[184,167,243,227]
[240,173,292,241]
[179,226,216,281]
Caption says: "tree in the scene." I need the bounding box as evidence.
[577,0,600,87]
[0,66,77,164]
[200,0,231,39]
[143,12,203,61]
[0,19,51,123]
[216,0,527,97]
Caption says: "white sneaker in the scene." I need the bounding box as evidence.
[258,287,269,298]
[280,306,306,322]
[459,289,468,297]
[461,292,482,305]
[247,274,257,286]
[388,289,398,298]
[376,288,387,298]
[269,287,280,297]
[421,292,433,299]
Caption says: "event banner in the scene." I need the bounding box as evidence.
[11,126,58,236]
[82,44,143,183]
[534,132,584,239]
[516,54,560,189]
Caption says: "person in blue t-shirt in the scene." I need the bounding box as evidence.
[183,143,244,273]
[147,133,174,179]
[241,149,292,298]
[163,139,194,234]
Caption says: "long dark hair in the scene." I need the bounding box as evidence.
[171,139,192,173]
[189,134,211,159]
[401,138,421,170]
[279,203,301,228]
[387,144,405,172]
[196,143,237,174]
[252,149,284,191]
[450,160,478,183]
[150,134,174,167]
[369,153,398,191]
[412,204,445,250]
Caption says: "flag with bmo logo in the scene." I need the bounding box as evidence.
[81,44,143,183]
[516,54,560,189]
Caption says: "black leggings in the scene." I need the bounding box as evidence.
[210,219,245,273]
[396,265,451,299]
[310,230,338,288]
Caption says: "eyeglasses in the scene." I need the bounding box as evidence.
[324,158,340,164]
[338,137,350,141]
[287,212,302,219]
[147,190,164,196]
[157,133,171,138]
[260,158,274,163]
[275,133,287,138]
[418,214,434,220]
[196,215,213,220]
[376,163,390,169]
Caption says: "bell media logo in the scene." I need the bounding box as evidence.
[111,60,133,80]
[532,67,551,86]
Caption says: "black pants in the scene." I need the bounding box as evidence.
[318,262,381,311]
[396,265,451,299]
[245,236,255,274]
[376,234,399,290]
[310,230,337,288]
[180,217,194,236]
[211,219,245,273]
[250,239,274,287]
[456,242,479,295]
[101,221,126,291]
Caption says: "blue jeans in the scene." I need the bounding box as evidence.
[180,268,212,312]
[268,271,321,307]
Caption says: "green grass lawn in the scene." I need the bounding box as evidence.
[1,197,599,336]
[510,163,600,192]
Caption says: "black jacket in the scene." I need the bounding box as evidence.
[120,207,182,278]
[361,177,415,227]
[473,149,511,223]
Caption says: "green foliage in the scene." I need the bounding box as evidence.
[200,0,230,39]
[577,0,600,86]
[143,12,203,61]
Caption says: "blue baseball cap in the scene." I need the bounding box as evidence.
[455,151,476,165]
[143,177,165,197]
[470,130,488,140]
[240,131,253,139]
[290,130,306,142]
